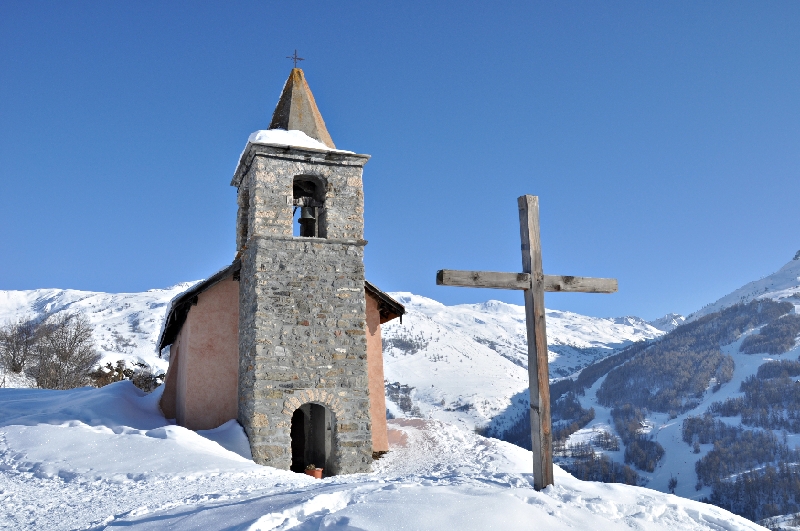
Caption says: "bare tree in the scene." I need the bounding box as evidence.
[0,316,38,374]
[30,312,101,390]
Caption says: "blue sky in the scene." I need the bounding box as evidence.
[1,2,798,320]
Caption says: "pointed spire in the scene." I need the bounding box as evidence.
[269,68,336,149]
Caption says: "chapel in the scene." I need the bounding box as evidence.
[157,68,404,476]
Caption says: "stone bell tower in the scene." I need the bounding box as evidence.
[231,68,373,474]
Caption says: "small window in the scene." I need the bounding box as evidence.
[293,176,325,238]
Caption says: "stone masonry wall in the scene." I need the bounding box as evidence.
[234,144,373,474]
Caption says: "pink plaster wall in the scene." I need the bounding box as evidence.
[161,277,240,431]
[366,293,389,453]
[161,279,394,451]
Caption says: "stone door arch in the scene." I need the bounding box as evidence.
[282,390,348,475]
[290,402,333,475]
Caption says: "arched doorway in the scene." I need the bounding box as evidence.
[290,403,333,474]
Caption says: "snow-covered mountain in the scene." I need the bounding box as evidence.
[0,282,666,436]
[552,254,800,524]
[648,313,686,332]
[0,283,196,374]
[3,255,798,527]
[0,285,664,382]
[688,252,800,321]
[380,293,666,431]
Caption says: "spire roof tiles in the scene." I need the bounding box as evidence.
[269,68,336,149]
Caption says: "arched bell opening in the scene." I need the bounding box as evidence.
[289,403,334,475]
[292,175,327,238]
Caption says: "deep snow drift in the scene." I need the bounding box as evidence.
[0,382,763,530]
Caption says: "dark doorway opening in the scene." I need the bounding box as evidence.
[289,403,333,475]
[290,409,306,473]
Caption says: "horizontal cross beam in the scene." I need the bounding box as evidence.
[436,269,618,294]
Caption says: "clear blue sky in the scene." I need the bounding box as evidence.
[1,2,798,320]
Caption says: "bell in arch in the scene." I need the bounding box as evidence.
[298,206,318,237]
[299,207,316,221]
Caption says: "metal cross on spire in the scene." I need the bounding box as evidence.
[286,50,304,68]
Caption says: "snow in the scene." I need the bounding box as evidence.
[0,382,763,530]
[648,313,687,333]
[246,130,354,154]
[381,293,666,432]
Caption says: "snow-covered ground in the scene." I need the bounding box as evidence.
[0,382,764,530]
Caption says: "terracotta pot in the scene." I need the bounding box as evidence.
[304,468,323,479]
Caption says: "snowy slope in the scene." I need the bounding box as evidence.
[388,294,666,371]
[0,283,197,374]
[648,313,686,332]
[380,293,666,431]
[0,382,764,530]
[688,254,800,321]
[569,331,800,500]
[556,254,800,518]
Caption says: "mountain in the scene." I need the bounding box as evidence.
[688,252,800,321]
[0,283,665,435]
[542,255,800,525]
[0,283,196,376]
[0,285,664,383]
[648,313,686,332]
[380,293,665,432]
[3,254,798,525]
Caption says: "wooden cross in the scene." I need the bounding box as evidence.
[436,195,617,490]
[286,50,305,68]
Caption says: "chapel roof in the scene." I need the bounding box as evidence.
[269,68,336,149]
[156,262,405,353]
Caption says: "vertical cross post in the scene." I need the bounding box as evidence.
[518,195,553,489]
[436,194,617,491]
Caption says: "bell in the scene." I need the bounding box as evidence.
[299,206,316,220]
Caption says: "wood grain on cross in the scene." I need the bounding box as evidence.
[436,195,617,490]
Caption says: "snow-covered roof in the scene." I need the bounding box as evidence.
[245,129,354,154]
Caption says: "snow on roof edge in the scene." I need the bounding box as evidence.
[233,129,358,181]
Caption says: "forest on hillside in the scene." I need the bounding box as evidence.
[709,356,800,432]
[508,297,800,518]
[688,424,800,521]
[597,299,793,413]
